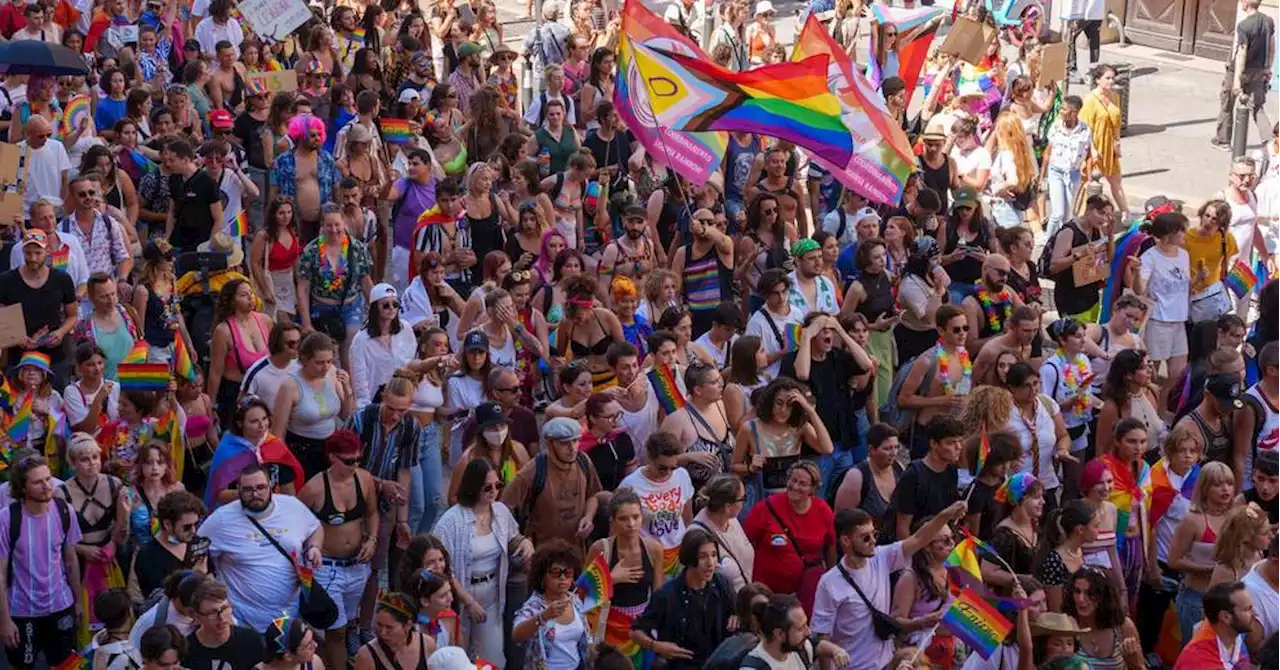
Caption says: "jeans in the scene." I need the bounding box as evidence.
[851,408,871,464]
[1045,167,1082,237]
[812,452,837,500]
[1214,68,1274,147]
[408,421,445,534]
[990,198,1025,229]
[1176,584,1205,643]
[828,445,855,497]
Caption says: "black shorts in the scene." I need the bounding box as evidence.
[7,606,76,670]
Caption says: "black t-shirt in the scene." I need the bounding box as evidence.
[583,129,635,189]
[1051,221,1103,316]
[134,541,187,598]
[168,169,221,253]
[780,348,865,445]
[1238,13,1276,72]
[184,626,267,670]
[1244,487,1279,526]
[891,459,959,523]
[232,112,269,170]
[0,267,76,363]
[964,478,1002,541]
[585,432,636,492]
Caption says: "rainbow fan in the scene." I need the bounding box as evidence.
[61,95,91,135]
[575,552,613,612]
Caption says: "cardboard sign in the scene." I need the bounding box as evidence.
[237,0,311,43]
[1040,42,1068,86]
[0,144,20,186]
[0,304,27,351]
[1072,241,1111,286]
[940,17,998,65]
[245,70,299,93]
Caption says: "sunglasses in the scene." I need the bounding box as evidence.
[547,566,576,579]
[335,454,361,466]
[482,482,503,492]
[76,189,99,198]
[380,300,401,309]
[951,325,970,334]
[761,207,777,215]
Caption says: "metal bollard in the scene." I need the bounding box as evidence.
[1231,91,1251,158]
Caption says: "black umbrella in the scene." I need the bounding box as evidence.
[0,40,90,76]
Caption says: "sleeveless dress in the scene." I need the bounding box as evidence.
[685,404,734,491]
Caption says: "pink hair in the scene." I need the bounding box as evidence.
[533,228,567,281]
[287,114,325,144]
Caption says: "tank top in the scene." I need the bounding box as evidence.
[919,154,952,211]
[682,242,732,318]
[609,536,655,608]
[289,371,341,439]
[487,327,517,370]
[855,460,904,544]
[857,271,895,321]
[105,176,123,211]
[1244,385,1279,483]
[535,126,577,175]
[268,234,302,271]
[315,471,367,526]
[226,313,269,374]
[143,285,177,347]
[750,419,801,493]
[411,379,444,413]
[685,404,733,490]
[1077,629,1128,670]
[370,637,429,670]
[1187,410,1233,465]
[724,135,762,203]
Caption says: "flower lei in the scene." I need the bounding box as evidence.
[976,284,1014,333]
[1058,349,1093,419]
[935,343,973,395]
[316,233,350,294]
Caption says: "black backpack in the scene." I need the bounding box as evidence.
[6,499,71,587]
[1037,221,1079,278]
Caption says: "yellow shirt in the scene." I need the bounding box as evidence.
[1183,226,1239,295]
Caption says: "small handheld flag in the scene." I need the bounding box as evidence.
[1225,259,1259,298]
[173,336,197,384]
[783,323,804,351]
[380,118,413,145]
[118,363,171,392]
[52,650,89,670]
[575,552,613,612]
[975,431,991,476]
[228,210,249,238]
[123,341,149,364]
[7,393,33,443]
[940,588,1014,659]
[943,533,985,590]
[647,364,685,414]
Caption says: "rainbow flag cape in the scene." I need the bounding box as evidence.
[1226,258,1259,298]
[8,392,33,443]
[615,0,725,186]
[122,341,149,364]
[61,95,92,135]
[1142,459,1197,531]
[227,210,249,238]
[1099,219,1150,323]
[1180,461,1201,498]
[205,432,261,507]
[867,4,943,105]
[118,363,170,392]
[126,148,158,178]
[575,552,613,612]
[380,118,413,146]
[940,588,1013,659]
[173,336,197,384]
[631,44,854,169]
[791,13,912,204]
[647,364,685,414]
[943,531,986,590]
[1101,454,1147,553]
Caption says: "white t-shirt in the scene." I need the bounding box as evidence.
[240,358,301,414]
[19,140,72,216]
[128,601,195,652]
[620,384,660,454]
[746,305,804,379]
[1243,563,1277,640]
[821,207,861,248]
[215,168,247,242]
[193,17,244,57]
[9,233,89,291]
[950,145,992,185]
[62,378,120,433]
[811,545,907,670]
[1004,396,1063,491]
[1139,247,1191,322]
[349,325,419,407]
[618,467,695,551]
[199,495,320,633]
[742,642,813,670]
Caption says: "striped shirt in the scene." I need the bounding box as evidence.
[0,501,82,617]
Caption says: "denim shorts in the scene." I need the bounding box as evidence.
[311,300,364,328]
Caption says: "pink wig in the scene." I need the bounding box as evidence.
[287,114,325,145]
[533,228,567,281]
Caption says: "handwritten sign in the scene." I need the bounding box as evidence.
[0,304,27,351]
[940,18,998,66]
[236,0,311,43]
[1072,241,1111,286]
[0,144,20,186]
[1039,42,1068,86]
[245,70,299,93]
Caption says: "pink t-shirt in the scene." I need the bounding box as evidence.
[810,543,907,670]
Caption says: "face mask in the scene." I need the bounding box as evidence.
[483,427,508,446]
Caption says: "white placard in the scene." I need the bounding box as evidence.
[237,0,312,43]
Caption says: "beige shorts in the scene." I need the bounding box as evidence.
[1145,319,1189,361]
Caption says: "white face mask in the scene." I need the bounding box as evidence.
[482,427,508,446]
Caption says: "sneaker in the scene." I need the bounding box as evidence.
[1210,140,1232,151]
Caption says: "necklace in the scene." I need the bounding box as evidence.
[976,285,1014,333]
[1057,349,1092,419]
[935,344,972,394]
[316,233,350,294]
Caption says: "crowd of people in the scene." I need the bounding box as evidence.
[0,0,1276,668]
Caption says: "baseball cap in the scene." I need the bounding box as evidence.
[21,229,47,248]
[463,330,490,352]
[475,402,508,428]
[209,109,233,130]
[623,205,647,220]
[1204,373,1244,410]
[457,42,483,59]
[542,416,582,442]
[952,186,979,210]
[369,282,397,304]
[398,87,423,104]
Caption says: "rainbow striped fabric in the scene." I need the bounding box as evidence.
[647,364,685,415]
[1226,258,1259,298]
[228,210,249,238]
[867,5,943,104]
[615,0,725,186]
[941,588,1013,659]
[943,532,985,590]
[123,341,149,364]
[173,336,197,384]
[575,552,613,612]
[632,43,853,168]
[380,118,413,146]
[118,363,170,392]
[7,393,32,443]
[61,95,91,135]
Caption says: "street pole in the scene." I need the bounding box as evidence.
[1231,91,1250,157]
[532,0,545,97]
[701,0,713,52]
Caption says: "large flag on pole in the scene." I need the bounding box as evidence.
[792,13,914,204]
[868,5,943,104]
[615,0,726,185]
[630,43,854,168]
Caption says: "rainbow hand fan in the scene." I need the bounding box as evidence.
[575,552,613,612]
[61,95,91,135]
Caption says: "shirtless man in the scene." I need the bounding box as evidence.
[296,430,379,670]
[746,146,809,237]
[897,304,973,460]
[207,40,245,112]
[659,362,732,491]
[269,115,339,242]
[961,254,1025,355]
[972,305,1041,385]
[597,205,661,301]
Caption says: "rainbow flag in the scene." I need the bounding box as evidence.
[791,14,912,204]
[45,409,69,477]
[0,372,13,414]
[975,432,991,475]
[632,44,853,168]
[52,650,89,670]
[575,552,613,612]
[380,118,413,146]
[296,557,315,595]
[1226,258,1259,298]
[1180,461,1201,499]
[118,363,170,392]
[122,341,149,364]
[867,5,943,105]
[615,0,725,186]
[8,392,33,443]
[349,28,366,43]
[1102,454,1147,553]
[1143,459,1200,531]
[783,322,804,351]
[647,364,685,414]
[228,210,249,238]
[152,410,184,481]
[173,336,197,384]
[943,532,985,590]
[1099,219,1151,323]
[61,95,91,135]
[940,588,1013,659]
[957,65,1004,109]
[126,148,158,177]
[416,204,453,228]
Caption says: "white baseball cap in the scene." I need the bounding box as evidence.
[370,283,398,304]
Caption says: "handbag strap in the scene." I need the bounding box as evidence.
[835,559,891,620]
[763,498,810,563]
[244,511,298,570]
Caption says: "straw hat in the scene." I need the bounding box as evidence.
[198,232,246,267]
[1031,613,1091,636]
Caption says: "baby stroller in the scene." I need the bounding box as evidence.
[174,251,231,365]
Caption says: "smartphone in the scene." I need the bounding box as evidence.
[186,536,210,566]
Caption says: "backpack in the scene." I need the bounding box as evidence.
[1037,221,1080,278]
[519,451,592,527]
[880,346,939,431]
[6,498,72,587]
[536,92,575,127]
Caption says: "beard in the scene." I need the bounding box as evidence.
[625,228,644,239]
[242,494,272,514]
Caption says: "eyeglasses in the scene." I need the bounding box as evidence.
[950,325,970,334]
[199,604,231,618]
[241,483,270,493]
[598,412,621,423]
